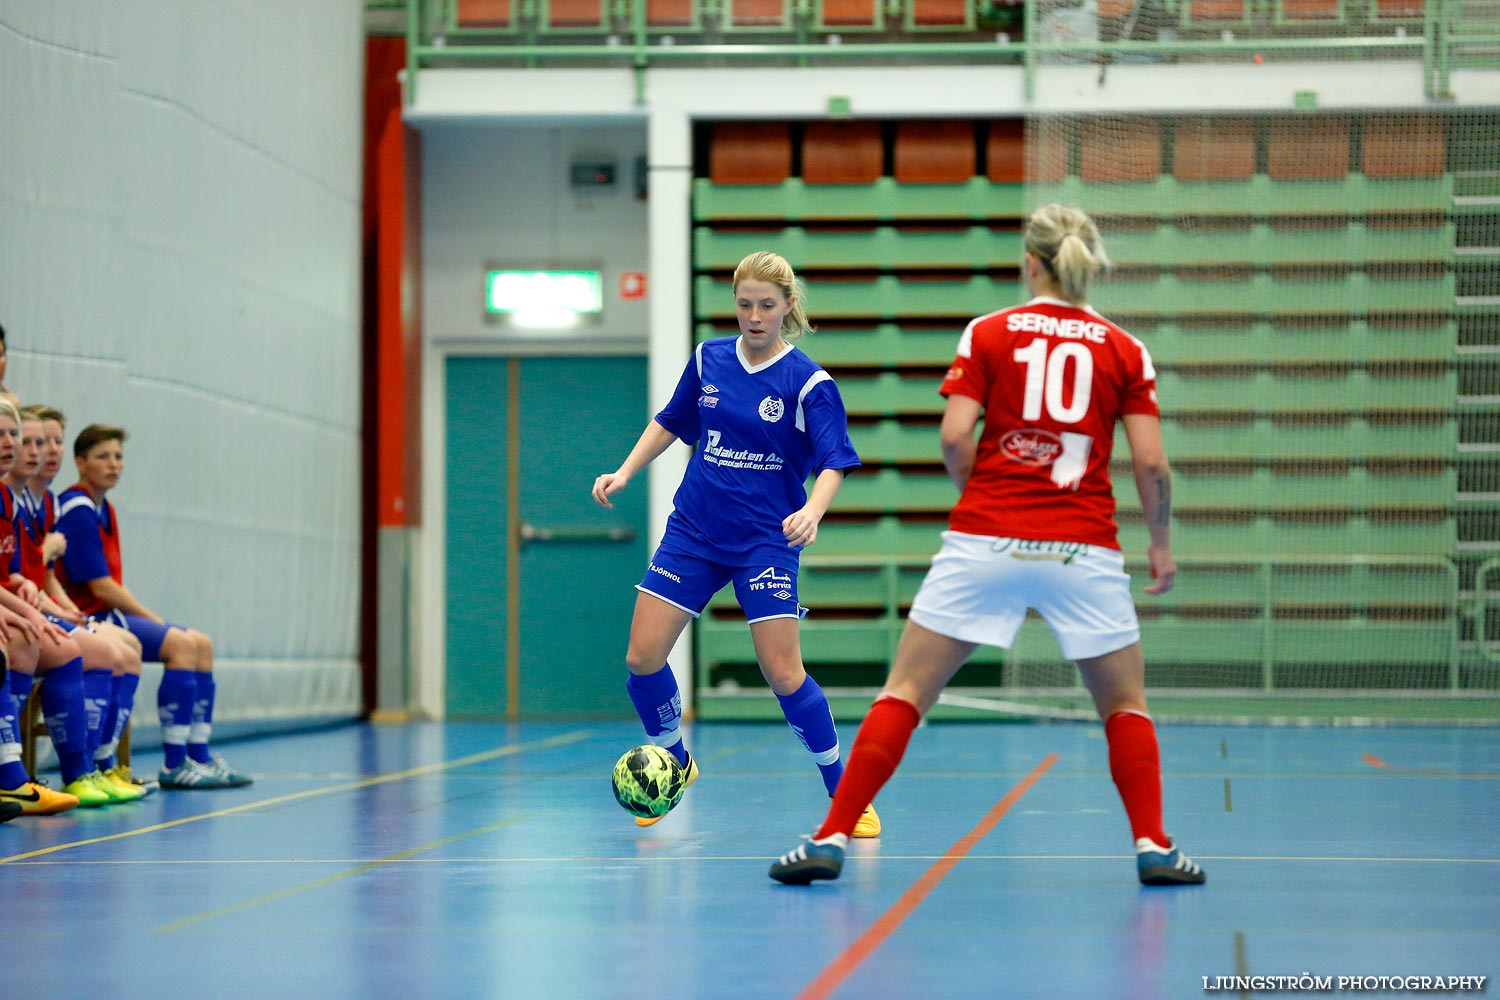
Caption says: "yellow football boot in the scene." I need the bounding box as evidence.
[852,802,882,838]
[635,753,699,828]
[1,780,80,815]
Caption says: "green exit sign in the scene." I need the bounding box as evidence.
[485,269,603,320]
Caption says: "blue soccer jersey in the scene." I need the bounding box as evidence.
[653,336,860,558]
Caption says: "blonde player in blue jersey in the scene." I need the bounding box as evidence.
[593,251,880,837]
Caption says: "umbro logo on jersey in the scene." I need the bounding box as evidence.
[701,385,718,394]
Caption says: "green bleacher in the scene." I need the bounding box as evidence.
[691,114,1487,723]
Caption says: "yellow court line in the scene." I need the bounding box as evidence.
[154,813,534,934]
[0,730,592,866]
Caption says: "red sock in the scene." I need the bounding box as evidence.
[1105,711,1170,847]
[814,695,919,840]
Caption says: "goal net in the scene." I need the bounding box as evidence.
[963,108,1500,725]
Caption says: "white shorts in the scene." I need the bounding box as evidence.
[907,531,1140,661]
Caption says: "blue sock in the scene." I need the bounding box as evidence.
[187,672,215,764]
[8,668,31,713]
[41,659,92,784]
[0,683,30,789]
[158,668,197,769]
[82,666,112,758]
[97,673,139,772]
[776,673,844,796]
[625,668,687,766]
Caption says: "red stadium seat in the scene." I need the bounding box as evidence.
[1362,115,1445,178]
[1174,118,1256,181]
[911,0,969,24]
[988,119,1026,183]
[1081,118,1161,182]
[1375,0,1424,16]
[1189,0,1244,19]
[895,121,976,183]
[456,0,512,27]
[709,123,793,185]
[729,0,788,26]
[803,121,884,184]
[1267,117,1349,180]
[547,0,604,28]
[1282,0,1339,18]
[647,0,696,26]
[1024,119,1071,182]
[821,0,880,25]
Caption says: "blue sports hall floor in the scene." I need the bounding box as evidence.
[5,719,1497,999]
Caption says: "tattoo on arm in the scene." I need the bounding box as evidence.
[1153,475,1172,527]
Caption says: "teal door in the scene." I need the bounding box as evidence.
[445,355,649,719]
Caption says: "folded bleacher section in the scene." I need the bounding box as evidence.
[691,113,1500,724]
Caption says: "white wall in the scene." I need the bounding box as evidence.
[420,121,652,347]
[409,63,1500,120]
[0,1,365,727]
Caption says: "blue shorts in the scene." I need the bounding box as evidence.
[96,610,187,663]
[45,615,78,634]
[637,531,807,624]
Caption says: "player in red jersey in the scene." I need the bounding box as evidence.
[772,204,1204,887]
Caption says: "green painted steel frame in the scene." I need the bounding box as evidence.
[399,0,1493,103]
[1475,557,1500,664]
[696,552,1464,693]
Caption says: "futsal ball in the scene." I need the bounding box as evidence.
[611,745,686,818]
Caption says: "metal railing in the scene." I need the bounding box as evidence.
[696,552,1472,693]
[393,0,1497,102]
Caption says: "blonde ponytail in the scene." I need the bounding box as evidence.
[1025,203,1110,304]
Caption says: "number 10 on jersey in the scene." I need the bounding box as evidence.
[1014,338,1094,424]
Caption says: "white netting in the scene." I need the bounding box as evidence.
[986,110,1500,723]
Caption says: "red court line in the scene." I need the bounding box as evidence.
[1362,753,1500,778]
[798,753,1060,1000]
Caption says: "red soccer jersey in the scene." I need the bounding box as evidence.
[15,488,52,587]
[54,485,123,617]
[939,297,1160,550]
[0,485,18,582]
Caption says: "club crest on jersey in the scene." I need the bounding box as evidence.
[1000,428,1063,467]
[758,396,785,422]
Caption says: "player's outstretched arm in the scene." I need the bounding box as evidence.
[1122,412,1176,595]
[36,589,84,625]
[43,569,78,615]
[86,575,164,624]
[782,468,846,548]
[592,421,679,509]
